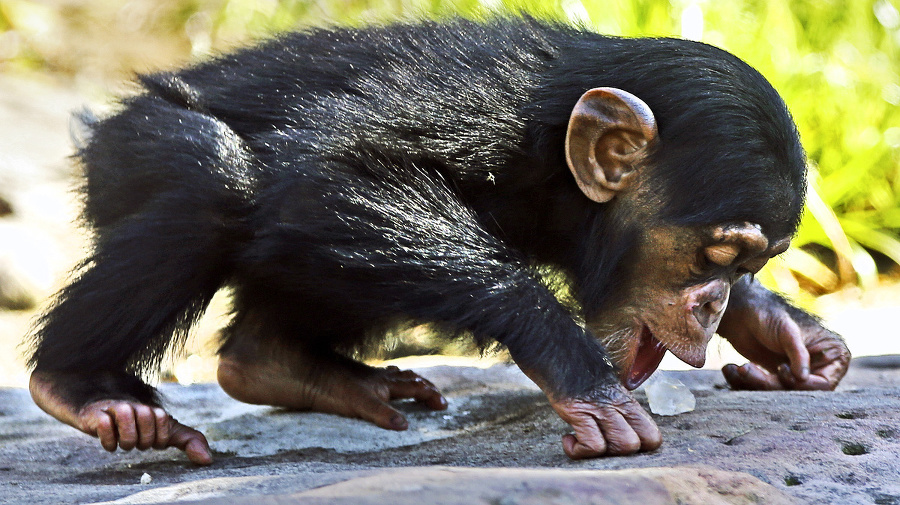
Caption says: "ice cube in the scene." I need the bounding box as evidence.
[644,372,695,416]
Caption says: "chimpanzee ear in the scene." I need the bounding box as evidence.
[565,87,658,203]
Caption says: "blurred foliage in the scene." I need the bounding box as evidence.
[1,0,899,302]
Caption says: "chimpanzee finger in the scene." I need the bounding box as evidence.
[618,402,662,451]
[392,369,436,387]
[561,413,608,459]
[385,369,448,410]
[596,409,642,455]
[787,360,846,391]
[96,409,118,452]
[786,374,833,391]
[562,432,609,459]
[723,363,783,390]
[775,319,810,382]
[597,407,641,455]
[811,341,850,364]
[386,377,448,410]
[153,408,171,450]
[776,363,797,389]
[167,420,213,466]
[132,405,157,450]
[816,358,849,389]
[353,390,410,431]
[108,403,139,451]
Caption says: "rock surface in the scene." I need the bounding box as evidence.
[176,466,794,505]
[1,359,899,505]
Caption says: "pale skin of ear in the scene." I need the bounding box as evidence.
[565,87,657,204]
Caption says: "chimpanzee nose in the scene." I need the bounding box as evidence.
[690,280,729,329]
[693,298,726,328]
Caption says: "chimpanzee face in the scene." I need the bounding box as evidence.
[586,221,791,389]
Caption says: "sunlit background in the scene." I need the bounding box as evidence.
[0,0,898,386]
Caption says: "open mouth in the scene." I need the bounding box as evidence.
[624,325,667,390]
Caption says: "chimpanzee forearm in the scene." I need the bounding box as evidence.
[245,161,618,398]
[719,275,850,390]
[723,275,821,334]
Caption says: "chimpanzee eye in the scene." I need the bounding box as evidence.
[692,252,711,276]
[704,243,741,267]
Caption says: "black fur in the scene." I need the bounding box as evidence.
[26,17,806,400]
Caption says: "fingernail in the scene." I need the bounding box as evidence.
[390,414,408,430]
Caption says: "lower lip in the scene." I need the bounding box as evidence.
[624,326,667,390]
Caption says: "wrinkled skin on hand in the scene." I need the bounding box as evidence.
[548,383,662,459]
[28,371,213,465]
[74,400,212,465]
[718,278,850,391]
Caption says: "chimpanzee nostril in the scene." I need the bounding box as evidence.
[693,303,713,328]
[707,297,726,315]
[689,279,729,329]
[693,297,726,329]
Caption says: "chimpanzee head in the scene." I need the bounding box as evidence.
[561,40,807,389]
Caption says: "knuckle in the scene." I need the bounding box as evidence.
[134,405,153,419]
[645,427,664,446]
[614,442,641,455]
[113,404,135,419]
[576,439,606,456]
[608,434,641,454]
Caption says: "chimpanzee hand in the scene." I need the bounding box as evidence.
[75,400,212,465]
[29,371,213,465]
[548,384,662,459]
[717,280,850,391]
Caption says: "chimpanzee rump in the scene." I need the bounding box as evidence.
[26,17,849,464]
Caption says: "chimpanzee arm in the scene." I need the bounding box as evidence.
[717,275,850,390]
[247,155,661,457]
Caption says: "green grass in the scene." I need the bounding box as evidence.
[2,0,898,299]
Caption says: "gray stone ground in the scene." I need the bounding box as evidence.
[1,358,899,505]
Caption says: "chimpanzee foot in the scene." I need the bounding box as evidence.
[29,370,212,465]
[217,352,448,430]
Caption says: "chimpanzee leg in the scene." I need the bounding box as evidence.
[216,289,447,430]
[27,193,235,465]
